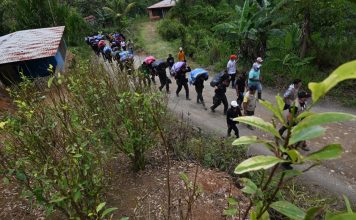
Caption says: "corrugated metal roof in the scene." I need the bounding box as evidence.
[0,26,65,65]
[147,0,176,9]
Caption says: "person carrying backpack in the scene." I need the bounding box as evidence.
[166,54,174,72]
[210,71,230,115]
[283,79,302,110]
[156,62,170,93]
[194,74,209,110]
[278,91,310,151]
[175,62,191,100]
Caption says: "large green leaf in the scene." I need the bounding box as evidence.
[270,201,306,220]
[293,112,356,134]
[234,116,282,138]
[234,155,285,174]
[309,60,356,103]
[305,144,343,161]
[289,126,326,145]
[232,136,271,146]
[259,99,285,124]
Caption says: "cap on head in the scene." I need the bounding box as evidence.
[231,101,239,107]
[230,54,237,60]
[256,57,263,62]
[179,47,183,51]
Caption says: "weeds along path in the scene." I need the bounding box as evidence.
[131,21,356,202]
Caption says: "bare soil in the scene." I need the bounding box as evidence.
[107,154,247,219]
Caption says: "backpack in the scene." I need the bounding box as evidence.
[210,71,228,87]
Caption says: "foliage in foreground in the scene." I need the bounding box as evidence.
[226,60,356,219]
[0,59,166,218]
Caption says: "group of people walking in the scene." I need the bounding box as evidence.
[85,33,134,70]
[142,47,311,148]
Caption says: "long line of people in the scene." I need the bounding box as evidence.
[85,33,134,72]
[141,47,311,152]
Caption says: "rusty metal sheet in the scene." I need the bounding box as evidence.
[147,0,176,9]
[0,26,65,65]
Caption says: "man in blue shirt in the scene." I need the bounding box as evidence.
[248,57,263,100]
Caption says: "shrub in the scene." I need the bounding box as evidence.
[157,19,186,41]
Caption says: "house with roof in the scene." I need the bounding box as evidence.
[147,0,176,20]
[0,26,67,86]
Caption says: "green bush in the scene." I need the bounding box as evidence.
[157,19,186,41]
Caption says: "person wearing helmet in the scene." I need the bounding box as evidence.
[178,47,186,62]
[226,101,242,138]
[227,54,238,88]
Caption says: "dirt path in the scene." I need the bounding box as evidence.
[133,21,356,202]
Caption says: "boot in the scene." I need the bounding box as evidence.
[258,92,264,100]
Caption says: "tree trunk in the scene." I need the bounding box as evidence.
[300,10,310,58]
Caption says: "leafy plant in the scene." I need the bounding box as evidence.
[226,60,356,219]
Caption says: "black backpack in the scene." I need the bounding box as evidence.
[210,71,229,87]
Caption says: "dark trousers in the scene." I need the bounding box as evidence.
[195,87,205,105]
[228,123,239,137]
[230,74,236,88]
[283,103,290,110]
[237,92,244,106]
[159,76,169,92]
[246,110,254,116]
[211,94,228,113]
[176,79,189,98]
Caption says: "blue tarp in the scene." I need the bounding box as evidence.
[119,51,133,61]
[189,68,208,85]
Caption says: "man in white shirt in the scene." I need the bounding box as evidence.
[227,54,237,88]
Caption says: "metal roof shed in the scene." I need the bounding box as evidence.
[0,26,67,86]
[147,0,176,20]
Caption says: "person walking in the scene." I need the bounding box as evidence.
[243,85,257,130]
[227,54,237,88]
[178,47,186,62]
[283,79,302,110]
[120,40,126,51]
[235,72,247,107]
[156,63,170,93]
[278,91,310,151]
[210,77,230,115]
[194,74,209,110]
[175,63,191,100]
[248,57,263,100]
[167,54,174,74]
[226,101,242,138]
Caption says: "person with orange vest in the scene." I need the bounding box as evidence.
[178,47,186,61]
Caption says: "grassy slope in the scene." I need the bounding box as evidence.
[133,20,201,69]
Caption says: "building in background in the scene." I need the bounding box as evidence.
[147,0,176,20]
[0,26,67,86]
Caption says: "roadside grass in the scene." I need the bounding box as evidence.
[133,20,201,69]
